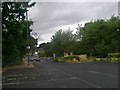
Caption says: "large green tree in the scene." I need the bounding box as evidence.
[76,15,120,57]
[39,15,120,58]
[2,2,36,67]
[50,29,76,57]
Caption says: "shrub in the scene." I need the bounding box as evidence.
[78,54,88,62]
[53,55,79,63]
[94,58,101,61]
[72,59,78,63]
[108,53,120,58]
[62,55,79,61]
[54,54,90,63]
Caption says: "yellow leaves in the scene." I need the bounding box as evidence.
[78,54,88,62]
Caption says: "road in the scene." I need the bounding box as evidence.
[2,59,119,88]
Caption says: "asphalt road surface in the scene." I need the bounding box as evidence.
[2,59,119,88]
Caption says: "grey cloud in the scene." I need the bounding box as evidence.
[29,2,118,44]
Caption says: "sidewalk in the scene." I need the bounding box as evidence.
[2,60,34,73]
[0,68,2,74]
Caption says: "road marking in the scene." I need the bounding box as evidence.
[76,78,101,88]
[2,78,73,86]
[2,82,17,85]
[43,64,101,88]
[88,70,119,78]
[3,64,101,88]
[3,74,22,78]
[70,77,77,79]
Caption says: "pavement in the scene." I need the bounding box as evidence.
[2,60,34,73]
[1,58,119,88]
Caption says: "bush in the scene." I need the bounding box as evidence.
[54,54,93,63]
[108,58,119,62]
[107,53,120,62]
[62,55,79,61]
[2,56,22,67]
[94,58,101,61]
[71,59,78,63]
[53,55,79,63]
[108,53,120,58]
[78,54,88,62]
[93,58,108,62]
[54,57,64,62]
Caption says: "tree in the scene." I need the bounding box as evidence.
[2,2,36,67]
[38,42,52,57]
[76,15,120,57]
[38,15,120,58]
[50,29,75,57]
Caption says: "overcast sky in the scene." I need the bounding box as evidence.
[28,1,118,45]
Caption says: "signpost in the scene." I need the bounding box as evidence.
[26,45,30,65]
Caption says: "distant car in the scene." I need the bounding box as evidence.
[34,58,41,61]
[46,57,51,61]
[47,57,50,59]
[29,59,33,61]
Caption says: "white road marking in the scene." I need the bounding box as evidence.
[76,78,101,88]
[70,77,77,79]
[2,82,17,85]
[3,74,22,78]
[43,64,101,88]
[2,63,103,88]
[2,66,101,88]
[88,70,118,78]
[2,78,73,86]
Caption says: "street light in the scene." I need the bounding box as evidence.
[24,2,36,65]
[26,8,30,65]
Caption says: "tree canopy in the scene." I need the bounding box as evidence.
[39,15,120,58]
[2,2,36,67]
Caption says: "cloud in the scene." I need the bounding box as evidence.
[28,2,118,44]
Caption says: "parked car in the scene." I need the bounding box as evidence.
[29,59,33,61]
[34,58,41,61]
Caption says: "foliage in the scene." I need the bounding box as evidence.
[76,15,120,57]
[108,53,120,58]
[54,54,88,63]
[88,57,119,62]
[78,54,88,62]
[38,49,45,57]
[39,42,53,57]
[50,29,76,57]
[2,2,36,67]
[29,36,38,55]
[39,15,120,62]
[62,55,79,61]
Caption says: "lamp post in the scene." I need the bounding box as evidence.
[24,2,36,65]
[26,7,31,65]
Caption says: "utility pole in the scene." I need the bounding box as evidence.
[26,8,30,65]
[24,2,36,65]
